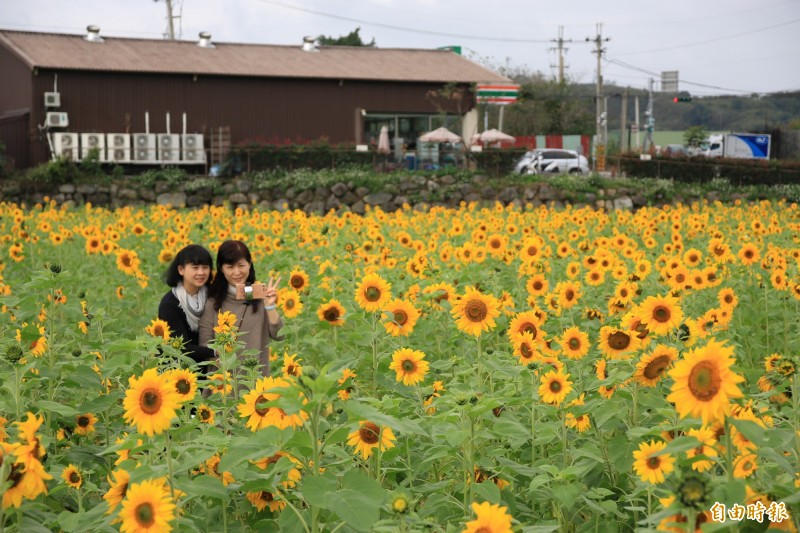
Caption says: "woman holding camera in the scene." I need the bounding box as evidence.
[158,244,217,372]
[198,240,284,377]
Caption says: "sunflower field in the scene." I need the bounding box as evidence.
[1,197,799,533]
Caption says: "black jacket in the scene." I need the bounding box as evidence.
[158,291,215,372]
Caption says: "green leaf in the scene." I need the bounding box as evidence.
[182,475,228,500]
[218,426,285,471]
[473,479,501,503]
[329,489,381,531]
[551,482,581,510]
[301,472,338,508]
[342,469,384,503]
[38,400,79,417]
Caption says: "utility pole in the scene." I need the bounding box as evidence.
[620,87,628,152]
[550,26,572,84]
[587,23,609,170]
[159,0,180,40]
[643,77,655,153]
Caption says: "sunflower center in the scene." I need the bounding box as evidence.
[287,364,298,376]
[77,416,90,428]
[401,359,416,373]
[285,299,295,309]
[549,380,562,393]
[261,491,274,502]
[135,502,155,528]
[465,300,488,322]
[359,422,380,444]
[568,338,580,350]
[324,308,340,321]
[475,528,492,533]
[394,310,408,325]
[527,246,538,256]
[255,395,271,417]
[520,343,533,358]
[290,276,304,289]
[653,306,670,323]
[723,295,733,304]
[69,471,81,484]
[200,409,211,421]
[519,323,537,338]
[176,379,191,395]
[565,289,575,301]
[646,456,661,469]
[533,281,543,291]
[688,361,722,401]
[742,460,752,470]
[643,355,671,379]
[153,325,165,337]
[744,250,753,259]
[121,255,132,267]
[608,331,631,350]
[365,286,381,302]
[140,389,163,415]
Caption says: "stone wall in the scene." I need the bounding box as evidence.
[2,174,671,213]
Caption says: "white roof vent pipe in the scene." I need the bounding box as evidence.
[302,36,318,52]
[84,25,104,43]
[197,31,215,48]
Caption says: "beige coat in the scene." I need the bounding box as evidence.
[198,293,284,377]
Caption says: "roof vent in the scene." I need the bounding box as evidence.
[197,31,215,48]
[84,25,104,43]
[302,36,318,52]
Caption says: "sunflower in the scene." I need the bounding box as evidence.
[145,319,171,341]
[422,281,456,309]
[281,353,303,379]
[382,298,421,337]
[389,348,429,386]
[85,235,102,254]
[666,339,744,425]
[677,318,703,348]
[685,426,717,472]
[119,479,175,533]
[287,268,310,292]
[122,368,180,436]
[196,404,215,425]
[317,299,346,327]
[238,376,308,431]
[560,326,590,360]
[338,368,357,401]
[637,294,683,336]
[116,249,141,276]
[62,464,83,489]
[512,331,540,365]
[158,249,175,264]
[246,490,285,512]
[202,454,235,486]
[116,285,125,300]
[9,243,24,262]
[538,370,572,405]
[165,368,197,402]
[354,272,392,312]
[737,243,760,266]
[733,453,758,478]
[277,288,303,318]
[462,501,513,533]
[598,326,639,359]
[632,440,675,484]
[214,311,238,335]
[207,372,233,396]
[525,274,549,297]
[74,413,98,436]
[507,310,544,344]
[103,468,130,513]
[347,421,396,460]
[451,287,501,337]
[633,345,678,387]
[556,281,582,309]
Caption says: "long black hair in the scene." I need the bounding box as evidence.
[163,244,213,287]
[208,240,256,310]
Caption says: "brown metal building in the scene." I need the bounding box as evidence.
[0,27,509,170]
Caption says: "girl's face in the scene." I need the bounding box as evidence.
[221,259,251,288]
[178,262,211,294]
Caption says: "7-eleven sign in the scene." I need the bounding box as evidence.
[476,84,520,105]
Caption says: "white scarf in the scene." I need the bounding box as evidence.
[172,284,207,332]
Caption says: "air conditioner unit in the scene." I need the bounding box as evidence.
[107,133,131,163]
[132,133,156,161]
[181,134,205,162]
[80,133,107,161]
[53,132,79,160]
[44,92,61,107]
[45,112,69,128]
[157,134,180,162]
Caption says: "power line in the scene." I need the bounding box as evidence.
[606,58,761,94]
[256,0,552,43]
[614,17,800,56]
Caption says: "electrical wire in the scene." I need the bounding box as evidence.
[606,57,761,94]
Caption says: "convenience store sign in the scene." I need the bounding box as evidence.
[476,84,520,105]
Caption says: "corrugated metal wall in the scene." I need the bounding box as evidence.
[19,69,467,167]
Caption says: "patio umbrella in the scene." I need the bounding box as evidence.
[476,128,515,144]
[377,125,391,154]
[418,126,462,143]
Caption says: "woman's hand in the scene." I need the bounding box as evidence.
[264,276,281,307]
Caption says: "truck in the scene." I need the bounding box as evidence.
[705,133,771,159]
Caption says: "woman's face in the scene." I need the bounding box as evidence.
[221,258,251,288]
[178,262,211,294]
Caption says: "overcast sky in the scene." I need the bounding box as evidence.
[2,0,799,96]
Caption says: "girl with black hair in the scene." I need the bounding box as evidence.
[158,244,216,371]
[198,240,284,377]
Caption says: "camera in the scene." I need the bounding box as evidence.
[235,283,267,301]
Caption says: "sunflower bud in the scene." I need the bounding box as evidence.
[71,349,82,358]
[4,345,24,363]
[242,358,259,368]
[677,475,709,509]
[49,262,62,274]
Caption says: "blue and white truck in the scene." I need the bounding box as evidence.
[705,133,771,160]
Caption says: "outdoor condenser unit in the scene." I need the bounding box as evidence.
[53,132,78,160]
[45,112,69,127]
[80,133,106,161]
[181,134,205,162]
[157,134,180,162]
[107,133,131,163]
[132,133,156,162]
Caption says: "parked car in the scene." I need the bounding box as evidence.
[514,149,590,175]
[662,144,688,157]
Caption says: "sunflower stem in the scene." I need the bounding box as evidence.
[724,416,734,483]
[282,498,311,533]
[371,313,379,397]
[165,433,176,502]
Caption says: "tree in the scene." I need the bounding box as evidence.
[683,125,709,148]
[317,27,375,47]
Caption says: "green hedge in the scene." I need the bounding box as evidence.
[468,149,527,176]
[616,154,800,185]
[229,141,376,172]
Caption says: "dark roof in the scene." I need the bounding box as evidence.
[0,29,510,84]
